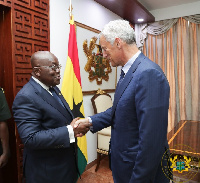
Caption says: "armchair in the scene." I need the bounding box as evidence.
[91,89,112,171]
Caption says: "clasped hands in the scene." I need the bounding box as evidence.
[70,117,91,137]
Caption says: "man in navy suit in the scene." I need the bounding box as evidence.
[12,51,90,183]
[75,20,172,183]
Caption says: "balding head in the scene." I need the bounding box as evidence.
[31,51,56,68]
[31,51,61,87]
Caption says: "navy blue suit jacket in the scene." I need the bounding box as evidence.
[12,78,78,183]
[91,53,170,183]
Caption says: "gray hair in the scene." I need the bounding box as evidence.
[100,20,136,45]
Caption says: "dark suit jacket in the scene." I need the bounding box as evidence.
[91,53,171,183]
[12,78,78,183]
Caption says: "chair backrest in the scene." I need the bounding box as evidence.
[91,89,112,114]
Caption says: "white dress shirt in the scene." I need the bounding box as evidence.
[121,50,141,76]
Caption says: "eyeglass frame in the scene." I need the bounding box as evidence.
[33,64,62,71]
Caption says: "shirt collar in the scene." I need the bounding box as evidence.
[122,50,141,75]
[32,76,52,94]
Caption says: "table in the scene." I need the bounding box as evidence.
[167,120,200,182]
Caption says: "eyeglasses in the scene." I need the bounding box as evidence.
[34,64,62,71]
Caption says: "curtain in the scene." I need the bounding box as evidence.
[135,14,200,50]
[137,17,200,132]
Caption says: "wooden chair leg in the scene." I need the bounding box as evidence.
[95,152,102,172]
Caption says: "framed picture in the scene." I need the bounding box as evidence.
[75,21,117,95]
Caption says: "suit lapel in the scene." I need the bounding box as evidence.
[29,78,74,120]
[53,86,74,118]
[111,53,146,117]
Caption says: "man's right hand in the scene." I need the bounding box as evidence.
[70,118,91,137]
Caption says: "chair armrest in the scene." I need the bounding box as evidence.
[98,126,111,136]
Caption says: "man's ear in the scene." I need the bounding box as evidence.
[115,38,121,49]
[33,68,41,77]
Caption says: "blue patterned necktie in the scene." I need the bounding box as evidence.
[118,69,125,86]
[115,69,125,92]
[49,87,65,108]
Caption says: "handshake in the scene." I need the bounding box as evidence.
[70,117,92,137]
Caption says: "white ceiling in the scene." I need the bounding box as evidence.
[138,0,200,11]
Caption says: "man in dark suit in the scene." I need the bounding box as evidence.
[12,51,90,183]
[75,20,172,183]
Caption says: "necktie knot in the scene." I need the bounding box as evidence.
[49,87,65,108]
[120,69,125,80]
[116,69,125,89]
[49,87,55,93]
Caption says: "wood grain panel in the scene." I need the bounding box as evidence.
[168,120,200,157]
[94,0,155,24]
[14,0,48,15]
[13,4,49,42]
[34,0,48,12]
[0,0,11,7]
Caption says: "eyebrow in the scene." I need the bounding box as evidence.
[51,62,60,65]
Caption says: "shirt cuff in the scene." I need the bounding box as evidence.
[88,117,92,123]
[87,117,93,131]
[67,125,75,143]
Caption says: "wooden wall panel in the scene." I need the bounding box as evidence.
[14,8,33,38]
[12,2,49,95]
[15,71,32,93]
[13,5,49,42]
[12,1,49,98]
[13,2,50,183]
[0,1,50,182]
[14,0,49,15]
[0,0,11,7]
[15,39,32,68]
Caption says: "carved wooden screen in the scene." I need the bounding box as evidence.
[13,0,49,94]
[0,0,49,182]
[0,0,11,7]
[13,1,50,182]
